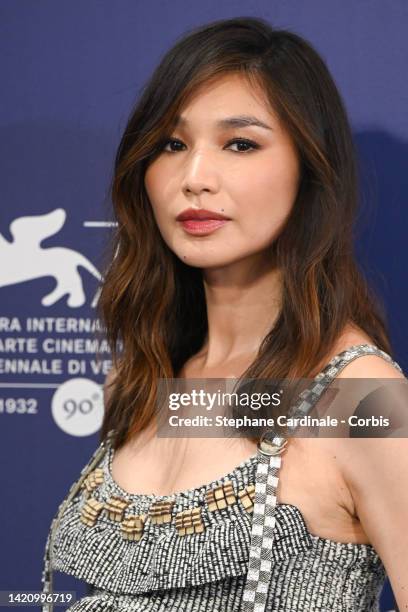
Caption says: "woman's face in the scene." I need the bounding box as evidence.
[144,73,300,270]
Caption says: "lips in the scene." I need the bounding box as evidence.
[176,208,230,236]
[176,208,230,221]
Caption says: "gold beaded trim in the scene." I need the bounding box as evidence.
[121,514,147,541]
[149,500,175,525]
[81,468,104,499]
[80,497,105,527]
[105,495,131,521]
[237,484,255,513]
[175,507,205,536]
[205,480,237,511]
[79,480,254,537]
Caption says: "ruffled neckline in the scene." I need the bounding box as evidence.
[50,432,384,597]
[103,439,380,553]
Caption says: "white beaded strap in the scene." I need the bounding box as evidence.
[241,432,287,612]
[40,430,115,612]
[286,343,404,430]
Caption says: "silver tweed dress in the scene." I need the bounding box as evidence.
[41,344,404,611]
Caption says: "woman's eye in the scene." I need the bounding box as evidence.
[225,138,260,153]
[162,138,185,152]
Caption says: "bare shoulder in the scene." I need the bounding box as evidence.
[327,324,404,380]
[310,325,406,515]
[336,355,404,379]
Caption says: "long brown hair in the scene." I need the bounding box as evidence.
[96,16,392,449]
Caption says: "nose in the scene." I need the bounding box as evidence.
[181,150,219,196]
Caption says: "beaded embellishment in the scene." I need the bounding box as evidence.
[237,484,256,513]
[121,514,147,541]
[81,468,104,499]
[205,480,236,511]
[175,507,205,536]
[149,500,175,525]
[80,497,104,527]
[105,496,130,521]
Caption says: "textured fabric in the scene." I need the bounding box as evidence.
[242,436,286,612]
[41,343,405,611]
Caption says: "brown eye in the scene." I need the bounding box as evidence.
[225,138,260,153]
[161,138,185,152]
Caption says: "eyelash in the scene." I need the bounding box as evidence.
[160,137,260,154]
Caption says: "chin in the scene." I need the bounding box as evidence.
[174,250,244,269]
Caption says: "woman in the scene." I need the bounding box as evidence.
[41,16,407,611]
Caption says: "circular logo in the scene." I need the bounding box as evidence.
[51,377,104,436]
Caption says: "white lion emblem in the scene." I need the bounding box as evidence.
[0,208,102,307]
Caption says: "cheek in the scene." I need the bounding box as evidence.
[230,157,299,239]
[144,164,169,224]
[253,153,299,200]
[144,163,183,255]
[144,163,161,207]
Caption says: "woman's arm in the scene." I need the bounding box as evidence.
[335,356,408,610]
[342,436,408,609]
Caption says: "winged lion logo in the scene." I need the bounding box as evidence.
[0,208,102,307]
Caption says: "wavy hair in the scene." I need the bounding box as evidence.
[96,16,392,449]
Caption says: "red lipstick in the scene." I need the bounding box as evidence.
[176,208,230,236]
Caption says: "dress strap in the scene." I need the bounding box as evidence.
[41,430,115,612]
[286,343,404,429]
[241,343,404,612]
[241,432,288,612]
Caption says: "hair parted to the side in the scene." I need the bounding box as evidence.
[96,16,392,449]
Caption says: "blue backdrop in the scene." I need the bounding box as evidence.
[0,2,407,610]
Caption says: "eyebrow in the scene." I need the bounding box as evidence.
[174,114,273,131]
